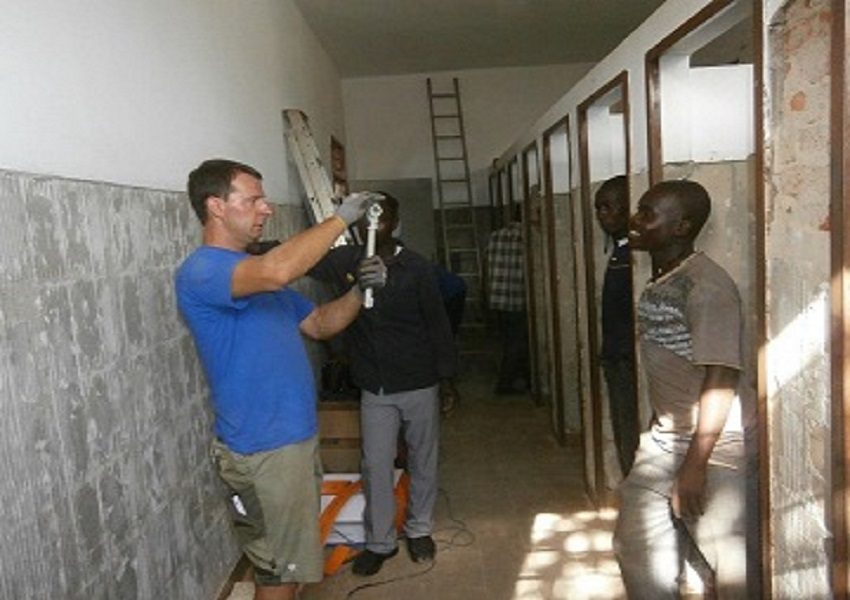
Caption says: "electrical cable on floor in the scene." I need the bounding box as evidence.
[433,487,476,550]
[342,486,475,598]
[344,560,436,599]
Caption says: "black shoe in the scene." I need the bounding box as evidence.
[351,548,398,576]
[406,535,436,562]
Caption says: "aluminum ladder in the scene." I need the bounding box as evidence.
[283,109,350,246]
[426,78,484,325]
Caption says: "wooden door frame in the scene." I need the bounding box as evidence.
[832,0,849,596]
[522,142,543,403]
[644,0,769,593]
[542,116,577,446]
[753,2,771,595]
[644,0,736,185]
[577,70,631,501]
[507,159,517,223]
[330,135,348,195]
[488,171,499,229]
[497,168,507,230]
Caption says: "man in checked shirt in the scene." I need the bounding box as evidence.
[486,204,529,395]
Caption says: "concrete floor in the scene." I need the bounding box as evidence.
[227,362,625,600]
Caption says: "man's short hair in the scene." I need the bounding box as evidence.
[187,159,262,224]
[596,175,629,207]
[374,191,400,215]
[654,179,711,239]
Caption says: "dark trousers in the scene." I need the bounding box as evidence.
[443,292,466,336]
[495,310,529,392]
[602,356,639,476]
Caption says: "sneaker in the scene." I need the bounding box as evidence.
[406,535,436,562]
[351,548,398,576]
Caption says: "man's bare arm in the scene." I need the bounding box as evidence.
[300,287,363,340]
[671,364,739,518]
[231,193,380,298]
[299,255,387,340]
[232,217,347,298]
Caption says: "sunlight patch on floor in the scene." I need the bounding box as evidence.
[511,509,625,600]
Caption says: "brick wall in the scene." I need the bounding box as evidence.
[765,0,834,596]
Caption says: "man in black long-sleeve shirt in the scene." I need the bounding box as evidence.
[310,193,457,576]
[595,175,639,477]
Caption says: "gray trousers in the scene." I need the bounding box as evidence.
[613,434,748,599]
[360,385,439,553]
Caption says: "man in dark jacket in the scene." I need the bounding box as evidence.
[594,175,639,476]
[310,192,458,576]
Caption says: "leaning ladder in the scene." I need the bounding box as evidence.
[426,78,484,321]
[282,109,350,246]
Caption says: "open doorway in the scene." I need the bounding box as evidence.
[645,0,761,593]
[578,71,632,501]
[488,171,501,230]
[523,142,546,403]
[542,117,584,452]
[499,167,511,228]
[509,157,522,218]
[644,1,757,391]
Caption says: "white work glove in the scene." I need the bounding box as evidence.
[334,191,384,226]
[356,255,387,292]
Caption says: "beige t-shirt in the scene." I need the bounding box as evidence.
[637,252,754,468]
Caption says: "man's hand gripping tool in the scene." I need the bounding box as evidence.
[363,201,383,309]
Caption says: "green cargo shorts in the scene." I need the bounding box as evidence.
[211,436,323,585]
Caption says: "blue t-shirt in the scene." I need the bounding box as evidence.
[175,246,317,454]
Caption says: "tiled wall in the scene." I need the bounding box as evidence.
[0,168,314,598]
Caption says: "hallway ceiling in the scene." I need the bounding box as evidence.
[293,0,667,77]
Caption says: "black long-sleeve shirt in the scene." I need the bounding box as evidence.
[601,237,635,360]
[310,243,458,394]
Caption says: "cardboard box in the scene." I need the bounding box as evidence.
[320,438,361,473]
[318,401,361,473]
[318,401,361,439]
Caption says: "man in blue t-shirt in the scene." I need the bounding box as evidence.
[175,159,385,600]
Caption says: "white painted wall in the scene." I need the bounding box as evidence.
[548,127,572,194]
[660,57,754,163]
[341,63,593,205]
[587,108,627,182]
[496,0,730,175]
[510,159,523,202]
[0,0,345,203]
